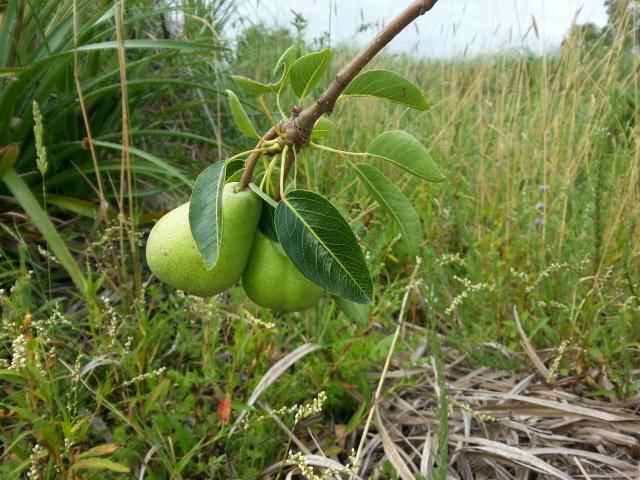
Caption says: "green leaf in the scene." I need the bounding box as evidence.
[275,190,372,304]
[367,130,445,182]
[0,369,25,385]
[0,1,20,67]
[0,67,24,78]
[258,203,278,242]
[2,168,87,292]
[311,117,335,140]
[0,402,38,422]
[225,159,245,179]
[189,162,226,270]
[143,378,170,416]
[44,195,102,219]
[71,458,130,474]
[333,295,369,323]
[33,419,60,456]
[272,45,297,84]
[78,444,120,459]
[226,90,259,139]
[97,129,222,148]
[341,69,429,110]
[225,168,244,184]
[351,163,421,257]
[231,75,272,96]
[289,48,332,99]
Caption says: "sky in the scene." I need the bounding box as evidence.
[234,0,609,57]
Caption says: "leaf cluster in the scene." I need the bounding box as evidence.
[190,44,446,316]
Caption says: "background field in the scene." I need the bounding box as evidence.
[0,1,638,478]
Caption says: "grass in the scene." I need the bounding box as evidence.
[1,5,639,479]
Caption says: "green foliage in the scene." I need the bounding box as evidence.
[226,90,260,138]
[342,69,430,110]
[183,41,444,312]
[275,189,373,303]
[289,48,333,99]
[333,295,369,323]
[367,130,445,181]
[310,117,335,139]
[351,162,422,257]
[233,23,296,82]
[1,6,639,480]
[0,0,236,295]
[3,168,86,292]
[189,162,226,269]
[230,74,273,96]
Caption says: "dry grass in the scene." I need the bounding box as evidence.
[269,328,640,479]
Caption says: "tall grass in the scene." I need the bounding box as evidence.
[0,0,235,304]
[325,41,638,270]
[0,5,638,479]
[307,20,638,381]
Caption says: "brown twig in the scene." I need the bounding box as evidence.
[72,0,108,221]
[286,0,438,143]
[238,0,439,190]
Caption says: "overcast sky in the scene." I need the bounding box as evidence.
[234,0,609,57]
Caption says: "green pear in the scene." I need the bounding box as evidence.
[146,182,261,297]
[242,231,323,312]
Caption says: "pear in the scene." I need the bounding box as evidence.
[146,182,261,297]
[242,231,323,312]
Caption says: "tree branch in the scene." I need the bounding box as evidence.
[238,0,439,190]
[287,0,439,143]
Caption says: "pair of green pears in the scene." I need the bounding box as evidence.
[145,182,322,312]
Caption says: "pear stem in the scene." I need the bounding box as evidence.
[275,147,295,201]
[238,126,279,190]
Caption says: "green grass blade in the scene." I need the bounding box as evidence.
[95,130,223,148]
[92,141,193,187]
[76,39,224,53]
[2,168,86,292]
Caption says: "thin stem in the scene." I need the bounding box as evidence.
[275,80,288,122]
[259,95,277,128]
[350,259,422,479]
[309,142,368,157]
[260,155,279,193]
[114,0,140,299]
[279,145,289,201]
[292,146,298,190]
[239,127,279,189]
[73,0,107,219]
[239,0,439,190]
[227,145,280,163]
[275,146,295,201]
[248,183,279,209]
